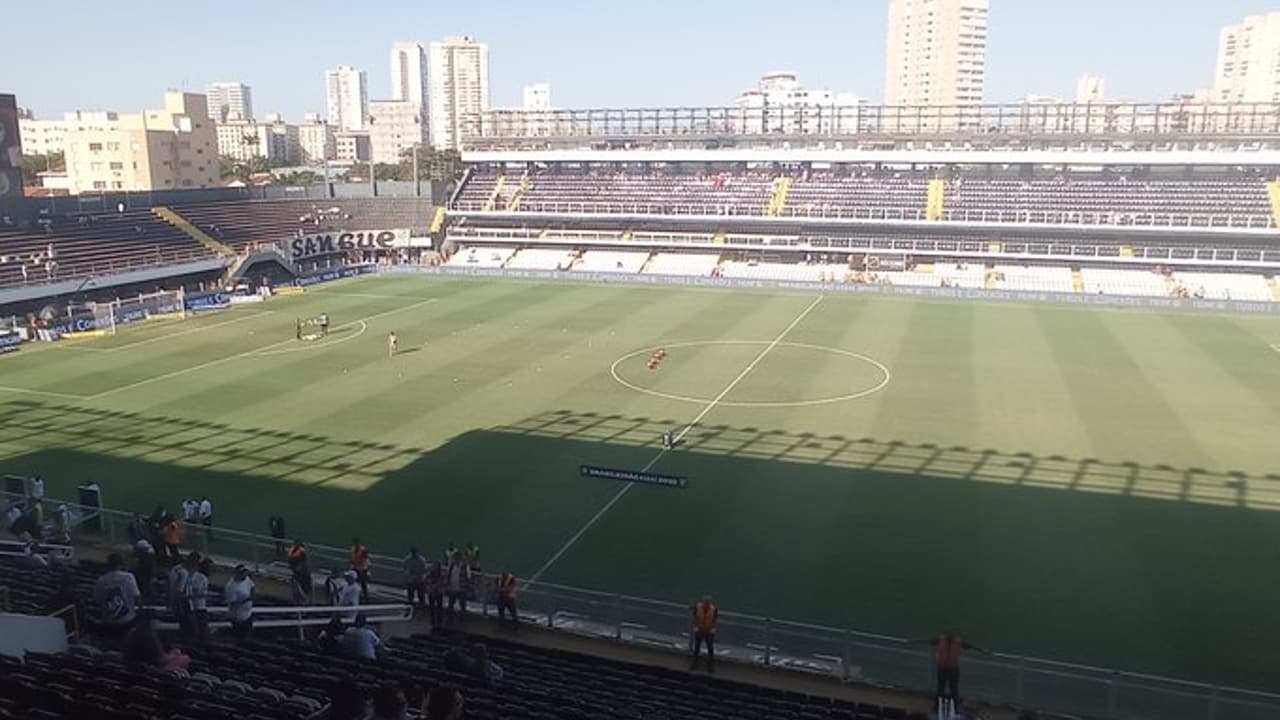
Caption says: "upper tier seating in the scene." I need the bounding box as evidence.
[454,170,1276,228]
[169,198,435,252]
[0,212,210,288]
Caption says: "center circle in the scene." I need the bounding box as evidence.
[610,340,891,408]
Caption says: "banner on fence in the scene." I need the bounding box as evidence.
[581,465,687,489]
[290,230,409,260]
[0,331,23,354]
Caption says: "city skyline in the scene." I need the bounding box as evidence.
[8,0,1280,120]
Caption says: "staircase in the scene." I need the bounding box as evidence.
[638,252,657,274]
[506,173,531,211]
[926,179,946,221]
[1072,268,1085,293]
[151,206,236,260]
[429,206,447,234]
[483,175,507,212]
[1267,181,1280,228]
[766,176,793,217]
[1268,276,1280,301]
[713,230,726,244]
[227,244,297,281]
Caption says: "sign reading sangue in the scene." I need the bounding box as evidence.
[290,229,409,260]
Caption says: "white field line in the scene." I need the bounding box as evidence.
[0,386,90,400]
[88,297,437,400]
[1271,343,1280,354]
[528,294,825,584]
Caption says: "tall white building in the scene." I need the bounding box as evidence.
[1075,75,1107,104]
[368,100,426,164]
[1214,12,1280,103]
[391,41,430,109]
[20,111,121,156]
[522,83,552,111]
[205,82,253,122]
[298,115,336,165]
[429,35,490,150]
[884,0,989,107]
[325,65,370,132]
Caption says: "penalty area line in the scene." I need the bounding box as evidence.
[1271,344,1280,354]
[527,294,826,585]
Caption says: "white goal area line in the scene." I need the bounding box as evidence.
[528,294,825,585]
[1271,344,1280,354]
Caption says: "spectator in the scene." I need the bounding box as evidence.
[463,542,480,571]
[181,498,198,525]
[269,516,287,556]
[424,686,464,720]
[372,681,409,720]
[92,553,141,642]
[288,539,312,604]
[328,677,370,720]
[123,612,191,673]
[127,513,148,545]
[341,614,382,661]
[922,632,986,707]
[425,561,445,627]
[494,569,518,631]
[224,564,255,640]
[470,643,503,687]
[187,558,212,644]
[28,474,44,501]
[690,594,718,673]
[350,537,371,601]
[446,552,470,620]
[132,539,156,603]
[403,546,428,610]
[198,496,213,541]
[147,505,166,551]
[169,552,199,635]
[160,513,182,561]
[317,615,346,655]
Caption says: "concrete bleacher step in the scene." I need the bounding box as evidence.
[151,206,237,259]
[1266,180,1280,228]
[1269,276,1280,301]
[484,175,507,212]
[1072,268,1085,293]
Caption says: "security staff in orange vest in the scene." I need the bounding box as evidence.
[350,537,371,602]
[923,632,986,703]
[690,594,719,673]
[495,570,519,631]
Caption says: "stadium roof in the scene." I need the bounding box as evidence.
[463,148,1280,167]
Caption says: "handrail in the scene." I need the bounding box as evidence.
[47,603,80,641]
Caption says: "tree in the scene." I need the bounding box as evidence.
[21,152,63,185]
[398,146,462,183]
[374,163,401,182]
[277,170,323,187]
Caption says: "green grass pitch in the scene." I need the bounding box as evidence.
[2,274,1280,690]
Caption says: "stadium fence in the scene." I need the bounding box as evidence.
[8,491,1280,720]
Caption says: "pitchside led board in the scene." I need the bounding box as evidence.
[0,94,22,206]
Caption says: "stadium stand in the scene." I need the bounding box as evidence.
[445,245,516,268]
[1168,271,1273,301]
[1080,267,1173,297]
[0,211,211,287]
[167,198,435,252]
[646,252,723,277]
[990,265,1076,293]
[503,247,576,271]
[572,250,650,273]
[720,260,849,283]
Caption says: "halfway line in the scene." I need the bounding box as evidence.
[528,294,825,584]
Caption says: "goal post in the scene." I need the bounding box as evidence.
[66,290,186,337]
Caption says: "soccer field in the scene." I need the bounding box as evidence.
[3,274,1280,689]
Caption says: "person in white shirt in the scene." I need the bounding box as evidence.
[197,497,213,540]
[181,499,198,524]
[341,614,381,661]
[28,475,44,500]
[224,565,255,640]
[337,570,362,619]
[186,558,211,644]
[93,553,141,641]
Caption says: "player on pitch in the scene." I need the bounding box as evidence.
[388,331,398,357]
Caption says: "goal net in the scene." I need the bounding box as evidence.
[296,313,331,341]
[67,290,186,336]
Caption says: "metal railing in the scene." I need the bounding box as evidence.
[451,200,1276,230]
[7,490,1280,718]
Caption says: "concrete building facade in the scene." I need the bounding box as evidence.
[64,91,218,194]
[298,116,336,165]
[205,82,254,122]
[391,41,429,109]
[429,35,490,150]
[368,100,426,165]
[19,111,121,156]
[326,65,370,132]
[1214,12,1280,103]
[884,0,989,107]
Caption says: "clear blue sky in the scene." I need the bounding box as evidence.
[8,0,1280,120]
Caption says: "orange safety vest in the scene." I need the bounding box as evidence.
[937,635,963,669]
[351,544,370,571]
[497,572,517,598]
[692,602,718,635]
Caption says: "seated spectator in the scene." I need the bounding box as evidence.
[372,681,409,720]
[92,552,141,641]
[317,615,346,655]
[425,686,464,720]
[123,612,191,672]
[329,677,370,720]
[341,614,382,661]
[471,643,503,687]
